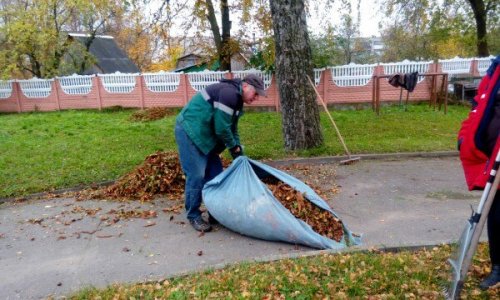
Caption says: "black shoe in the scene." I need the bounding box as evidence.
[479,264,500,290]
[189,217,212,232]
[208,213,219,225]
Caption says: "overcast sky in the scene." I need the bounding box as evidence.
[308,0,383,37]
[148,0,384,38]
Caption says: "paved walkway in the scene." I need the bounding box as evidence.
[0,155,483,299]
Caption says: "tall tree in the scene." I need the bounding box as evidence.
[0,0,118,78]
[193,0,234,71]
[310,25,343,67]
[162,0,275,72]
[337,14,357,64]
[147,0,192,71]
[466,0,497,57]
[380,0,499,59]
[269,0,323,150]
[106,0,155,71]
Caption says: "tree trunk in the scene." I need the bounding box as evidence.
[205,0,231,71]
[220,0,231,71]
[205,0,222,53]
[269,0,323,150]
[467,0,489,57]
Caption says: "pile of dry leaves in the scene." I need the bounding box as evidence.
[262,177,344,242]
[129,107,176,122]
[81,151,185,201]
[79,152,232,202]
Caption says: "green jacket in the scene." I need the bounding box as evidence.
[176,79,244,155]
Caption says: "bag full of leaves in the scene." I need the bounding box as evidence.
[203,156,361,250]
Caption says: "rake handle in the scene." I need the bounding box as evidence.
[307,75,351,157]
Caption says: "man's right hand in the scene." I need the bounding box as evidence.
[230,145,242,159]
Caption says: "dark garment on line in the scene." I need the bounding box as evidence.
[388,71,419,92]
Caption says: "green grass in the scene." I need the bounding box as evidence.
[0,104,469,198]
[70,243,498,299]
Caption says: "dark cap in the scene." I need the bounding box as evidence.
[243,74,267,97]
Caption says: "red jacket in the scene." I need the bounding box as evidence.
[458,55,500,191]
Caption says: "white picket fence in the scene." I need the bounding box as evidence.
[98,72,139,94]
[57,74,94,95]
[187,70,228,91]
[0,56,495,99]
[477,56,495,76]
[17,78,54,98]
[330,63,376,87]
[232,69,273,89]
[0,80,13,99]
[143,71,182,92]
[381,60,433,83]
[439,57,473,78]
[313,68,325,86]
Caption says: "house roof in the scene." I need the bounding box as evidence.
[176,53,203,61]
[69,33,140,74]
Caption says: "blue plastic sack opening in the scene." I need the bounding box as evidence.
[203,156,361,250]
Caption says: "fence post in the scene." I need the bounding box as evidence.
[183,74,189,105]
[471,59,480,77]
[322,69,327,103]
[95,76,103,110]
[53,80,61,111]
[14,81,22,113]
[138,75,145,109]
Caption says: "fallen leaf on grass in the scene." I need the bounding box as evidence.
[129,107,175,122]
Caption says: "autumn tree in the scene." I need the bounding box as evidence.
[158,0,276,72]
[336,14,359,64]
[380,0,499,60]
[269,0,323,150]
[147,0,192,71]
[0,0,118,78]
[186,0,233,71]
[70,1,119,74]
[310,25,343,67]
[466,0,498,56]
[105,0,155,71]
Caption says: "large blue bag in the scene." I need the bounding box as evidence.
[203,156,361,249]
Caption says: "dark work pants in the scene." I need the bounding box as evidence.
[488,193,500,265]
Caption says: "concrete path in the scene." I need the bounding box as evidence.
[0,155,483,299]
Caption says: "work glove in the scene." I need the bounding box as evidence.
[229,145,243,159]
